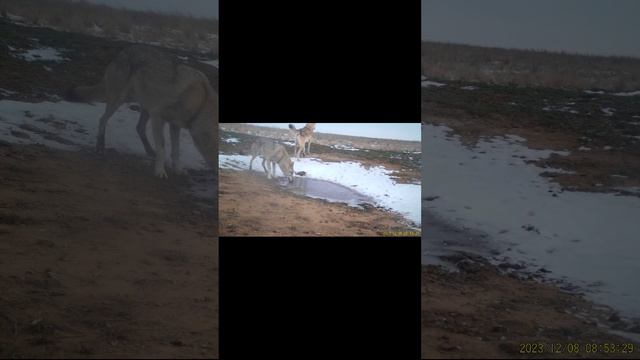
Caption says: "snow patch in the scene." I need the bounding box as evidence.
[601,107,615,117]
[613,90,640,97]
[200,59,218,68]
[421,79,446,88]
[331,144,360,151]
[12,46,69,62]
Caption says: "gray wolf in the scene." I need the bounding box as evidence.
[288,123,316,158]
[249,138,294,183]
[65,45,218,178]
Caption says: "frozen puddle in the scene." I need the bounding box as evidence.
[422,124,640,320]
[277,177,375,209]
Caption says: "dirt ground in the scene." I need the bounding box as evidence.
[422,261,638,359]
[219,169,416,237]
[0,142,218,358]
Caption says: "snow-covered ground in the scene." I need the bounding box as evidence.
[219,154,421,227]
[584,89,640,97]
[0,100,207,170]
[614,90,640,97]
[422,124,640,319]
[601,107,615,116]
[9,45,69,62]
[223,137,239,143]
[199,59,218,68]
[421,80,446,88]
[542,105,579,114]
[330,144,359,151]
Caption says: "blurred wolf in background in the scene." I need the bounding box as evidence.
[288,123,316,158]
[249,138,294,183]
[66,44,218,178]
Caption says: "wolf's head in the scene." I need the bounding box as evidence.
[280,158,295,183]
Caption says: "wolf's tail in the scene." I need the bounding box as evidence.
[64,80,106,103]
[288,124,297,131]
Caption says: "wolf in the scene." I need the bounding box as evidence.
[249,138,294,183]
[65,45,218,178]
[288,123,316,158]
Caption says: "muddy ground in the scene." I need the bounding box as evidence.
[219,169,415,237]
[422,80,640,194]
[422,209,640,359]
[218,127,421,236]
[422,260,638,359]
[0,142,218,358]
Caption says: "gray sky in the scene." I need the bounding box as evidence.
[422,0,640,57]
[249,124,421,142]
[78,0,218,18]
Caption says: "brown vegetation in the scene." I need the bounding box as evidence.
[0,0,217,54]
[422,41,640,91]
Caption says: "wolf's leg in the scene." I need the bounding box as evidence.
[96,103,119,154]
[306,139,311,156]
[151,118,168,178]
[295,138,302,159]
[262,157,270,178]
[170,123,185,174]
[136,109,155,157]
[97,62,129,154]
[249,154,256,170]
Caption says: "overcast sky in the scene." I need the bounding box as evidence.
[422,0,640,57]
[78,0,218,18]
[249,124,421,142]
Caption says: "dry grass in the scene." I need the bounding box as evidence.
[422,41,640,91]
[0,0,217,54]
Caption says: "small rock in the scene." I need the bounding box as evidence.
[521,224,540,234]
[456,259,483,273]
[491,325,506,333]
[438,343,460,352]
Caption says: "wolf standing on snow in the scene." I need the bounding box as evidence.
[249,138,295,183]
[66,45,218,178]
